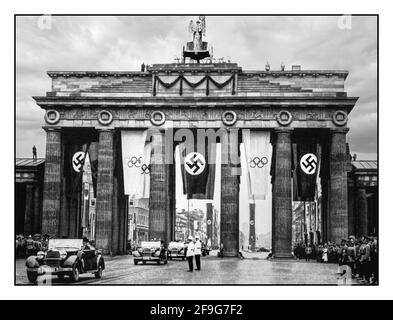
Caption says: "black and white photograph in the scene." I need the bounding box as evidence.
[6,2,391,302]
[13,13,379,288]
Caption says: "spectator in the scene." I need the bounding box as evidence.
[314,235,378,285]
[305,245,312,261]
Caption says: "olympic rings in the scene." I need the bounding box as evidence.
[249,157,268,168]
[141,164,150,174]
[127,156,150,174]
[128,156,142,168]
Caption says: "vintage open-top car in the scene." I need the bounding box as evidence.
[25,239,105,283]
[168,241,186,260]
[132,241,167,265]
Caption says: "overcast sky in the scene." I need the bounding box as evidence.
[16,15,377,160]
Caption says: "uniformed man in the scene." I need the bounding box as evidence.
[359,237,371,284]
[186,236,195,272]
[194,235,202,271]
[305,245,312,261]
[26,235,35,257]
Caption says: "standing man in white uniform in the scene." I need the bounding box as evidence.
[186,236,195,272]
[194,235,202,271]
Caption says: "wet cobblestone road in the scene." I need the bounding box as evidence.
[16,251,345,285]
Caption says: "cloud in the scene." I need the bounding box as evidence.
[16,15,377,159]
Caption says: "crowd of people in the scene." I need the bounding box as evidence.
[293,235,378,285]
[15,234,50,258]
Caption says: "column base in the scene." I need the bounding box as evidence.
[272,253,294,260]
[222,251,239,258]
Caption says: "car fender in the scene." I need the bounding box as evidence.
[132,250,141,257]
[25,256,39,268]
[96,255,105,270]
[63,255,78,268]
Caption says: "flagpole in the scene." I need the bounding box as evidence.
[187,199,190,237]
[303,201,306,245]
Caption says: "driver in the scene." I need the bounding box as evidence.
[82,237,91,250]
[79,237,92,272]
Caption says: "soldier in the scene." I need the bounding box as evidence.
[186,236,195,272]
[219,243,225,258]
[26,235,35,257]
[194,235,202,271]
[305,245,312,261]
[41,234,50,251]
[359,237,371,284]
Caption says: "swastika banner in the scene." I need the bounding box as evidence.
[121,130,151,199]
[292,143,320,201]
[179,139,217,200]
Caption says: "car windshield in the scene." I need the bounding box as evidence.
[141,241,161,248]
[48,239,83,250]
[168,242,184,249]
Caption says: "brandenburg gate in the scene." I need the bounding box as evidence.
[34,17,358,257]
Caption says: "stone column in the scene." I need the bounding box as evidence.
[42,128,63,237]
[24,184,34,236]
[249,203,256,251]
[357,188,368,237]
[33,185,41,234]
[272,129,293,258]
[166,163,176,243]
[220,131,240,257]
[347,177,356,236]
[117,194,126,254]
[328,128,349,243]
[320,143,330,243]
[95,129,114,254]
[149,131,169,243]
[111,175,119,255]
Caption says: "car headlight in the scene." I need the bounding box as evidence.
[59,250,67,259]
[132,251,139,257]
[153,250,160,257]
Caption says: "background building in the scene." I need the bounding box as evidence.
[128,198,149,244]
[15,158,45,236]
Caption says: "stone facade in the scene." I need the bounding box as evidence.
[34,62,358,256]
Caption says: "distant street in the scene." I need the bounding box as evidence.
[16,251,348,285]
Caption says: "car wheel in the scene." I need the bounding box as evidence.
[164,260,168,265]
[27,271,37,283]
[182,257,185,261]
[142,261,146,265]
[94,262,103,279]
[57,274,65,280]
[157,260,161,265]
[134,260,138,265]
[70,263,80,282]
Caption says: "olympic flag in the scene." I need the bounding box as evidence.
[121,130,151,199]
[242,130,272,201]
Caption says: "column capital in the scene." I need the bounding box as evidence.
[274,127,294,134]
[96,127,115,133]
[330,127,349,134]
[43,126,62,132]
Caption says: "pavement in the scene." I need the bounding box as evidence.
[15,251,346,285]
